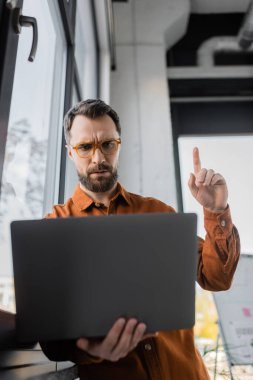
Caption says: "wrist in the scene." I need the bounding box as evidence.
[204,204,228,214]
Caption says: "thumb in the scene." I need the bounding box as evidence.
[188,173,198,198]
[76,337,90,351]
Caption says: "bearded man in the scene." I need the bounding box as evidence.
[40,99,240,380]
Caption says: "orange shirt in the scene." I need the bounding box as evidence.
[41,183,240,380]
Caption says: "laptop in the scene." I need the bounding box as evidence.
[11,212,197,343]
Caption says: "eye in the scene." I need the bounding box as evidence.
[102,140,116,150]
[78,143,93,152]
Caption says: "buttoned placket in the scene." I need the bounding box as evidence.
[93,196,118,215]
[141,339,163,380]
[93,202,108,215]
[220,219,226,227]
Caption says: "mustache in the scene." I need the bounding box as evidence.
[87,163,113,175]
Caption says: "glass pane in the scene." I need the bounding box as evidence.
[64,86,79,200]
[178,135,253,254]
[0,0,66,312]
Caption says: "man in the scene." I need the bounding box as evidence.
[40,99,240,380]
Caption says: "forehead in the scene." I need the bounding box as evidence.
[70,114,118,144]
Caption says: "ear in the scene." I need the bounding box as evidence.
[66,145,74,161]
[118,142,121,155]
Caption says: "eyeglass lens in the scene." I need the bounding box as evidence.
[77,140,119,157]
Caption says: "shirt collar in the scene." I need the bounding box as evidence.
[71,185,93,211]
[113,183,131,206]
[71,182,131,211]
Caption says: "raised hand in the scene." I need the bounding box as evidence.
[188,147,228,213]
[76,318,156,362]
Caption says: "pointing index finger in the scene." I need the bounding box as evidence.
[193,147,201,175]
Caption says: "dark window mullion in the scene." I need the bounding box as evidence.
[58,0,76,44]
[74,61,83,101]
[90,0,100,98]
[0,1,23,196]
[57,0,76,203]
[58,46,75,204]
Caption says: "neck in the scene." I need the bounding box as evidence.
[79,182,118,207]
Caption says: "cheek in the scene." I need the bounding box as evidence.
[109,154,119,169]
[73,157,89,173]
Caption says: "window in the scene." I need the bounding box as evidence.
[0,0,67,313]
[0,0,104,314]
[178,135,253,254]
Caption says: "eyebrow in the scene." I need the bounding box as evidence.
[70,137,117,147]
[75,138,117,145]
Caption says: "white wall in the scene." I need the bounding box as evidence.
[110,0,191,207]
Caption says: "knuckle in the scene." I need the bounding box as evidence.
[106,335,118,348]
[134,328,142,338]
[120,350,128,358]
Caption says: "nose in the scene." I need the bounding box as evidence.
[91,145,105,164]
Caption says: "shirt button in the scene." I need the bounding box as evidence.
[221,220,226,227]
[144,343,152,351]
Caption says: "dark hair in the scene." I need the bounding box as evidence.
[64,99,121,143]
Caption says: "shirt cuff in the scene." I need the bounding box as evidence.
[204,205,233,238]
[75,350,103,365]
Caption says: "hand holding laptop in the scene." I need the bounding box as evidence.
[188,147,228,213]
[76,318,156,361]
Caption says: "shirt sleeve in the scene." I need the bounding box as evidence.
[197,205,240,291]
[40,340,103,365]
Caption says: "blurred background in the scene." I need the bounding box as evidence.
[0,0,253,378]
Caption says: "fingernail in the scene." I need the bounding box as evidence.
[118,318,126,326]
[76,339,87,350]
[139,323,147,332]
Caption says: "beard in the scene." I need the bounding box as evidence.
[77,162,118,193]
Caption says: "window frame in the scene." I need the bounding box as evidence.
[0,0,24,198]
[0,0,101,359]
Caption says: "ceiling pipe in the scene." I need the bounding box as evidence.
[197,36,253,67]
[197,1,253,67]
[238,0,253,49]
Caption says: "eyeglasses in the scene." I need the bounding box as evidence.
[67,138,121,158]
